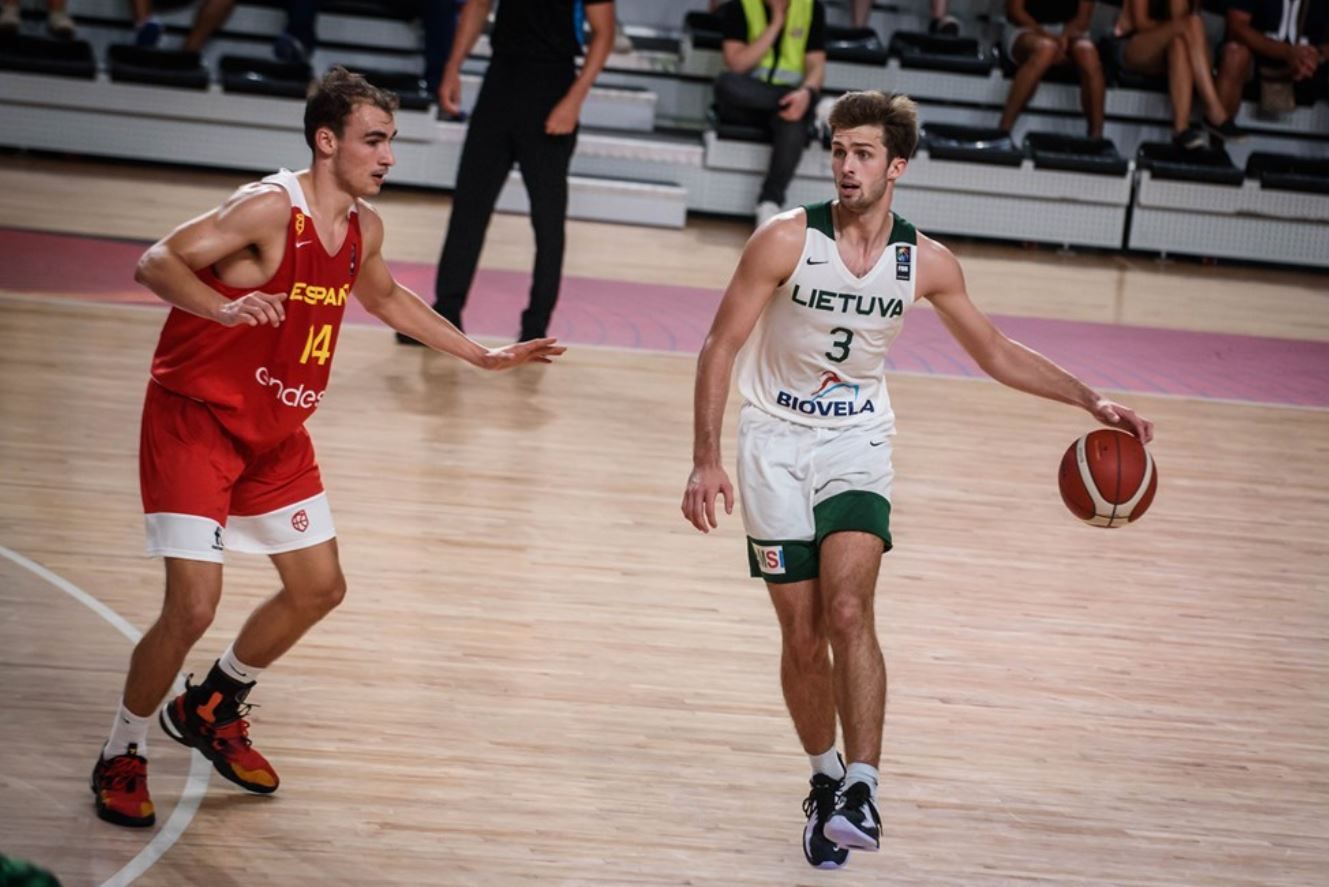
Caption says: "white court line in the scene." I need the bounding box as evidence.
[0,544,212,887]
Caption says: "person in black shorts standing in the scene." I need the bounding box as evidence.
[397,0,615,345]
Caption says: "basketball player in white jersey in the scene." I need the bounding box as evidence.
[681,91,1153,868]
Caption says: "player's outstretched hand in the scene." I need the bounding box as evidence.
[477,337,567,370]
[1091,398,1154,444]
[681,463,734,534]
[216,291,287,328]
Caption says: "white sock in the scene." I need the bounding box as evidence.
[844,762,879,802]
[104,702,151,759]
[809,746,845,781]
[218,642,262,685]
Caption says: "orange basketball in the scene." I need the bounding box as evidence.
[1058,429,1158,527]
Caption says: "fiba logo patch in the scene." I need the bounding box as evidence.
[752,542,786,576]
[291,509,309,532]
[348,243,357,276]
[895,244,911,281]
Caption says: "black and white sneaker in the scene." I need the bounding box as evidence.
[823,781,881,851]
[802,773,849,869]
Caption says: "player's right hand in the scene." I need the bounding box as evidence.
[439,69,463,117]
[681,463,734,534]
[216,290,287,328]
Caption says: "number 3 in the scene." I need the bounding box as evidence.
[825,327,853,363]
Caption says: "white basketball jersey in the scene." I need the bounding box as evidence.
[736,201,917,430]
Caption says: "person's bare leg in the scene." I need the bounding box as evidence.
[1181,13,1229,123]
[852,0,872,29]
[818,531,886,767]
[1000,34,1064,132]
[1167,35,1195,131]
[230,538,346,668]
[183,0,235,52]
[1216,41,1252,118]
[122,558,223,716]
[768,579,837,755]
[1071,38,1106,137]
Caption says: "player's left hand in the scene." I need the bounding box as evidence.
[477,337,567,369]
[778,87,811,122]
[545,96,582,135]
[1091,398,1154,444]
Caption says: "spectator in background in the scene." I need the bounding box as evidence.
[277,1,461,92]
[130,0,235,49]
[716,0,827,228]
[1113,0,1241,148]
[1216,0,1328,117]
[0,0,75,37]
[1000,0,1105,137]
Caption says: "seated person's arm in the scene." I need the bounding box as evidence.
[1225,7,1297,63]
[1066,0,1095,40]
[803,50,826,94]
[721,1,787,74]
[1129,0,1163,31]
[1006,0,1045,33]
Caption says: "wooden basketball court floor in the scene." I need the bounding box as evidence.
[1,155,1326,886]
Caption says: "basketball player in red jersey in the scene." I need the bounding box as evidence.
[90,67,565,828]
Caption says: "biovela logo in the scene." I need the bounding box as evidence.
[776,371,876,418]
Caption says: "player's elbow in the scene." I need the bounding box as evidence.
[134,245,166,290]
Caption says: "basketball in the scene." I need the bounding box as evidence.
[1058,429,1158,527]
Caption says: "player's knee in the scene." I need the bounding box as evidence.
[825,594,871,644]
[781,625,827,672]
[304,573,347,616]
[165,598,219,644]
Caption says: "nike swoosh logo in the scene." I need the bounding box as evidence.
[806,258,829,265]
[296,240,312,248]
[869,441,885,447]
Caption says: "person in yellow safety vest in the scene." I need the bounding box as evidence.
[714,0,828,227]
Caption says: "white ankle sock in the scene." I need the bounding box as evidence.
[844,762,879,801]
[218,643,261,685]
[105,702,151,759]
[809,746,846,781]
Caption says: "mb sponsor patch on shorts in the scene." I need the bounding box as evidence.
[751,542,787,575]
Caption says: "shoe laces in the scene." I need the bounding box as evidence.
[102,755,146,791]
[209,703,256,749]
[802,774,840,821]
[840,781,880,822]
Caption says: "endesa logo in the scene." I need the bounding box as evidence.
[255,366,325,409]
[288,281,349,308]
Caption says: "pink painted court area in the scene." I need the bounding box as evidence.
[3,227,1327,408]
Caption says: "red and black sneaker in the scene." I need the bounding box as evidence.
[91,743,155,828]
[159,678,280,794]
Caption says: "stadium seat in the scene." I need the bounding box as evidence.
[824,25,889,66]
[921,122,1025,166]
[347,66,431,110]
[684,11,724,52]
[219,55,312,99]
[0,33,95,79]
[108,45,209,91]
[1245,151,1329,194]
[1136,141,1243,185]
[888,32,993,75]
[1025,132,1129,175]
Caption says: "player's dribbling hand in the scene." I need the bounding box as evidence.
[682,464,733,534]
[1091,398,1154,444]
[477,337,567,369]
[216,291,287,328]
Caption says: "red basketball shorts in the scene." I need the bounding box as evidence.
[139,381,335,563]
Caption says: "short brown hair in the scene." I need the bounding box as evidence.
[303,66,400,150]
[827,91,919,161]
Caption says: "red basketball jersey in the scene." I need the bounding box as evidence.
[150,170,361,452]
